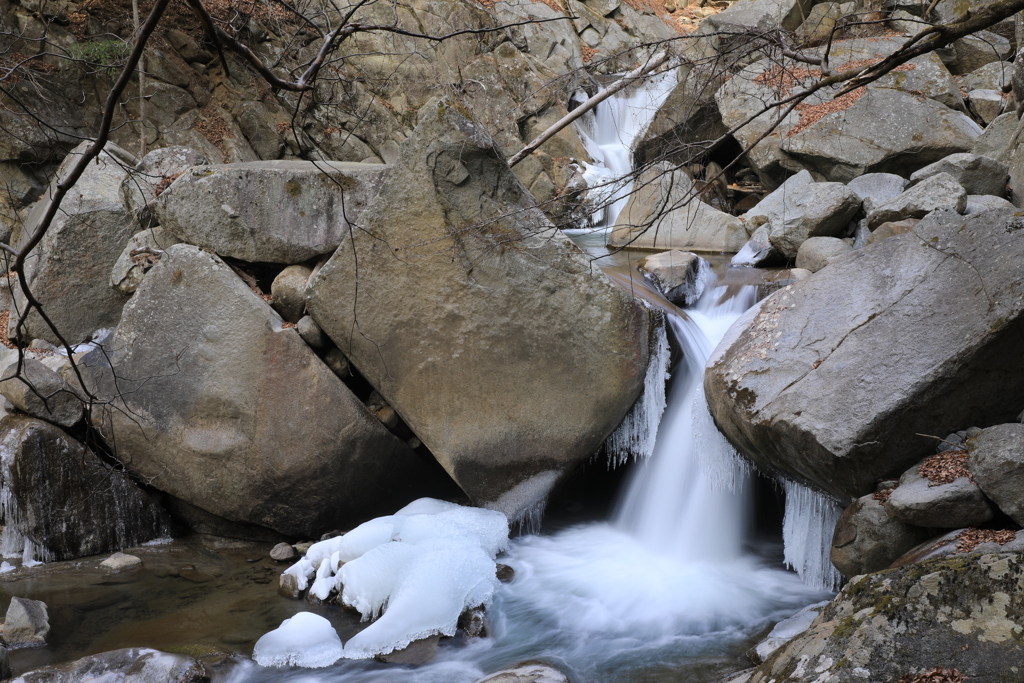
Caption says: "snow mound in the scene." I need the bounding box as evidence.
[275,498,509,662]
[252,612,344,668]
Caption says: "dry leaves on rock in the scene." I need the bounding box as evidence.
[919,450,974,486]
[956,528,1016,553]
[897,668,966,683]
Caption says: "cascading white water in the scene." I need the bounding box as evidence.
[616,288,758,562]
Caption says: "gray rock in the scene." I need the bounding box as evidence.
[78,244,433,538]
[704,208,1024,500]
[891,528,1024,568]
[731,225,783,267]
[323,348,350,379]
[829,494,934,579]
[745,171,815,227]
[865,218,919,245]
[794,236,852,273]
[961,61,1013,93]
[973,112,1019,164]
[866,172,967,228]
[153,161,390,263]
[948,30,1012,75]
[780,88,980,183]
[759,182,862,260]
[473,664,570,683]
[637,250,707,306]
[270,265,311,323]
[700,0,811,33]
[966,89,1006,126]
[0,415,171,561]
[606,164,748,252]
[121,146,208,229]
[965,194,1015,215]
[110,228,179,296]
[0,645,9,679]
[307,99,654,519]
[846,173,909,214]
[270,542,296,561]
[100,552,143,572]
[851,219,871,249]
[166,28,213,63]
[278,572,301,599]
[4,597,49,647]
[296,315,326,348]
[884,459,994,528]
[968,423,1024,526]
[747,554,1024,683]
[794,2,854,46]
[0,355,83,428]
[910,152,1009,198]
[9,647,206,683]
[9,142,134,345]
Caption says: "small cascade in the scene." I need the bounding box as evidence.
[573,69,677,231]
[616,286,758,562]
[782,480,844,591]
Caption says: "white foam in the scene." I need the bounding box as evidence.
[253,612,344,668]
[782,480,843,591]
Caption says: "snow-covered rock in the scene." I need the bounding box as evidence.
[277,499,509,661]
[252,612,344,668]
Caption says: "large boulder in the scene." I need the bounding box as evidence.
[704,208,1024,500]
[120,146,208,229]
[865,172,967,228]
[748,554,1024,683]
[794,236,852,273]
[744,171,861,259]
[717,38,973,185]
[78,244,433,538]
[779,89,980,183]
[829,493,934,579]
[606,163,748,252]
[968,423,1024,526]
[152,161,390,263]
[884,456,994,529]
[0,352,83,428]
[306,99,653,519]
[0,415,171,561]
[908,152,1009,197]
[9,141,135,345]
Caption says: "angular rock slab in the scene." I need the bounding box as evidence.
[10,142,134,345]
[969,423,1024,526]
[307,100,652,518]
[79,244,429,538]
[884,460,994,529]
[153,161,389,263]
[606,163,748,252]
[0,416,171,561]
[909,152,1009,198]
[705,208,1024,500]
[748,554,1024,683]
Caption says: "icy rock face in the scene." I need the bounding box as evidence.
[276,499,509,662]
[253,612,344,668]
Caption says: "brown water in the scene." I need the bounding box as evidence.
[0,537,366,676]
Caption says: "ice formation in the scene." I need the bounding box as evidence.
[275,498,509,662]
[252,612,345,668]
[692,383,751,494]
[604,316,670,468]
[782,480,843,591]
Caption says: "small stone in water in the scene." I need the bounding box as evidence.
[100,552,143,572]
[496,564,515,583]
[270,543,297,561]
[278,572,301,600]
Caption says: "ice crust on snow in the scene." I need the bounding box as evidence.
[273,498,509,663]
[252,612,345,668]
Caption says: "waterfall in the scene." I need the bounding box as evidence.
[616,287,758,562]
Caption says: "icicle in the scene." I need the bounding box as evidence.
[692,383,750,493]
[604,315,670,468]
[782,480,843,591]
